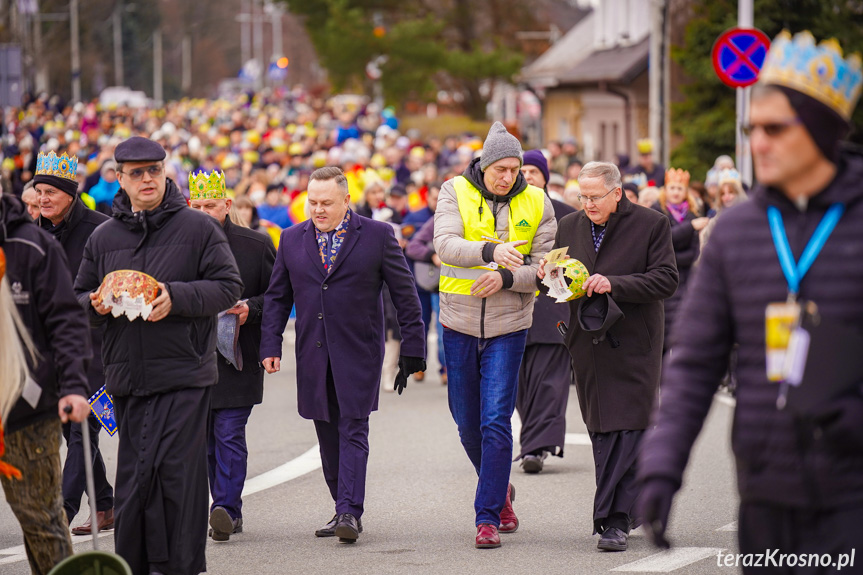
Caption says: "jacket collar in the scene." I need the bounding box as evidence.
[303,210,362,279]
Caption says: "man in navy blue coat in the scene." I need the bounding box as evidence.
[261,166,425,544]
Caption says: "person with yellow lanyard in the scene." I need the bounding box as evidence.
[433,122,556,549]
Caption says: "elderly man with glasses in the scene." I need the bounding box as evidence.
[75,136,243,575]
[537,161,678,552]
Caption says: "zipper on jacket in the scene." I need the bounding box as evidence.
[480,298,486,339]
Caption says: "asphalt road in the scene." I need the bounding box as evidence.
[0,323,742,574]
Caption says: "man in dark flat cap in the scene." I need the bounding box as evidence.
[75,135,243,575]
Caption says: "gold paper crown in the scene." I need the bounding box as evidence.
[189,170,226,200]
[759,30,862,121]
[35,151,78,182]
[665,168,690,187]
[637,139,653,154]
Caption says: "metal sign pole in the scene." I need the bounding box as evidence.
[738,0,754,186]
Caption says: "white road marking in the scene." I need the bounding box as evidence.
[612,547,725,572]
[717,521,738,531]
[0,445,322,565]
[242,445,321,497]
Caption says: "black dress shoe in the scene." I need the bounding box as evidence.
[209,507,242,542]
[335,513,360,543]
[316,513,363,537]
[597,526,628,551]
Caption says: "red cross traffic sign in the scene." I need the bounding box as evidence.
[712,27,771,88]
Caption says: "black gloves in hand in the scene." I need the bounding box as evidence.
[393,355,427,395]
[637,477,679,549]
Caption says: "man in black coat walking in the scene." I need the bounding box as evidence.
[75,137,243,575]
[538,161,678,552]
[638,31,863,572]
[0,191,92,574]
[515,150,575,473]
[189,169,276,542]
[33,150,115,534]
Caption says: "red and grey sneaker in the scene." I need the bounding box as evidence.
[475,523,501,549]
[499,483,519,533]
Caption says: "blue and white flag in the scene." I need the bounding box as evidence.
[88,385,117,436]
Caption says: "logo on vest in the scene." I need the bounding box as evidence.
[515,218,532,230]
[11,282,30,305]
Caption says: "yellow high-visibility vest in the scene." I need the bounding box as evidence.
[439,176,545,296]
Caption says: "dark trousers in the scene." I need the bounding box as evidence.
[738,502,863,574]
[313,364,370,519]
[1,418,73,575]
[114,388,210,575]
[207,406,253,520]
[516,343,571,459]
[62,415,114,521]
[589,429,643,534]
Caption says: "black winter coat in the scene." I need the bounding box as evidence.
[554,194,678,432]
[527,197,576,346]
[650,203,700,349]
[1,194,91,432]
[41,197,110,394]
[212,219,276,410]
[74,180,244,398]
[639,149,863,509]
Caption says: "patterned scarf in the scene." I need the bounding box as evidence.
[590,222,606,253]
[316,210,351,273]
[667,201,690,224]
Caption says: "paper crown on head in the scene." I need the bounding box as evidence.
[636,139,653,154]
[718,168,741,186]
[665,168,690,187]
[189,170,227,200]
[759,30,862,121]
[35,151,78,182]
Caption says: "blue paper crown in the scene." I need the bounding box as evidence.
[35,151,79,182]
[759,30,862,121]
[718,168,741,186]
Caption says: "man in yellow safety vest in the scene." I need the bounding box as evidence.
[433,122,556,549]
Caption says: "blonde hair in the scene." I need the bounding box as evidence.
[658,185,700,214]
[0,275,37,422]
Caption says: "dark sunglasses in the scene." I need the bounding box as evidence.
[741,118,802,137]
[120,164,164,181]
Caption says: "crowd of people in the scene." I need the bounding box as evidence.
[0,27,861,575]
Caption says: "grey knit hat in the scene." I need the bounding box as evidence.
[480,122,523,171]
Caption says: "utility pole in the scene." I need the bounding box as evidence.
[253,0,264,90]
[241,0,250,67]
[70,0,80,102]
[648,0,665,162]
[113,1,124,86]
[267,1,282,63]
[737,0,754,186]
[182,35,192,95]
[153,28,162,103]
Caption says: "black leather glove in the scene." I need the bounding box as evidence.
[393,356,426,395]
[637,477,679,549]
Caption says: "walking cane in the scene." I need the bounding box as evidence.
[53,406,132,574]
[65,405,100,549]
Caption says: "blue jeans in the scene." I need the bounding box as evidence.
[443,327,527,526]
[431,293,445,372]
